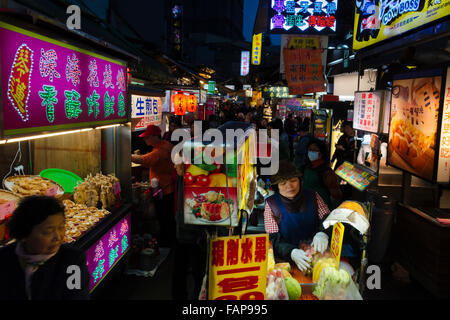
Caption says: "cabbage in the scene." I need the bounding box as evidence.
[338,269,351,287]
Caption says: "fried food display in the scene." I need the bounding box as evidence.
[6,176,62,197]
[63,199,111,243]
[73,173,119,209]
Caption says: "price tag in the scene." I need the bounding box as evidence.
[114,182,121,195]
[330,222,345,268]
[0,201,15,220]
[46,186,58,197]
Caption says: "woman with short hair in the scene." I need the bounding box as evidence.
[0,195,89,300]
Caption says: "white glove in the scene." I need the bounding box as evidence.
[290,249,311,272]
[312,232,329,254]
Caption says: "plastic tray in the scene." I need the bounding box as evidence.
[39,168,83,193]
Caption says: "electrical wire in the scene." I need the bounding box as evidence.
[2,142,22,189]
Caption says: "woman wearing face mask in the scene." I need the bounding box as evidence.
[303,139,343,209]
[0,195,89,300]
[264,160,331,273]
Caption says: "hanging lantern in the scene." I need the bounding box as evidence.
[173,92,186,115]
[186,94,197,113]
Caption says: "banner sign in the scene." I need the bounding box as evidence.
[388,74,441,181]
[269,0,338,34]
[240,51,250,76]
[283,48,325,95]
[208,81,216,94]
[353,91,383,133]
[208,234,269,300]
[353,0,450,50]
[0,22,127,138]
[437,68,450,183]
[251,33,262,65]
[131,95,162,131]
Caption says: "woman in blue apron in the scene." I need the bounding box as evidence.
[264,160,331,272]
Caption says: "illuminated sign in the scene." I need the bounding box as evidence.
[208,234,268,300]
[251,33,262,65]
[353,91,383,133]
[330,222,344,268]
[86,213,131,292]
[262,86,294,98]
[240,51,250,76]
[0,22,128,138]
[335,161,377,191]
[353,0,450,50]
[268,0,338,34]
[131,94,162,132]
[437,67,450,183]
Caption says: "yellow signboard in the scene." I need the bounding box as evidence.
[330,222,345,268]
[251,33,262,65]
[208,234,269,300]
[288,36,320,49]
[353,0,450,50]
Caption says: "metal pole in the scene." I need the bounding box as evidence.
[359,200,373,295]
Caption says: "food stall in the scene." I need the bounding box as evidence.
[0,16,133,296]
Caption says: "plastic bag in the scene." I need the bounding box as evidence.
[266,269,289,300]
[313,267,362,300]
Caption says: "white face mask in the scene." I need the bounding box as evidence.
[308,151,320,162]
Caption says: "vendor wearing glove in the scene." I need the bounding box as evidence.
[264,160,331,272]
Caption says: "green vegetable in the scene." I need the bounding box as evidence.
[195,163,217,171]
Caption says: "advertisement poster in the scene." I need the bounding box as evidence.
[268,0,338,34]
[183,147,239,226]
[130,95,162,132]
[283,48,325,95]
[437,68,450,183]
[0,22,127,138]
[353,91,382,133]
[353,0,450,50]
[208,234,269,300]
[388,75,441,181]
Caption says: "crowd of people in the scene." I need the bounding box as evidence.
[0,102,361,300]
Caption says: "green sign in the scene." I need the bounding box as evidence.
[262,86,294,98]
[208,81,216,95]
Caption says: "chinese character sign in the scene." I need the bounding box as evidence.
[353,91,382,133]
[240,51,250,76]
[0,22,127,137]
[283,48,325,95]
[85,213,131,292]
[131,94,162,131]
[437,68,450,183]
[208,234,269,300]
[330,222,344,267]
[251,33,262,65]
[269,0,338,34]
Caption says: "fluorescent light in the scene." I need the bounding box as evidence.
[95,124,121,130]
[5,129,83,143]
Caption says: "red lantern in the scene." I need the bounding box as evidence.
[186,94,197,113]
[173,93,187,115]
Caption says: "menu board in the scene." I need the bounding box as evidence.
[335,161,377,192]
[387,73,442,181]
[437,68,450,183]
[353,91,382,133]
